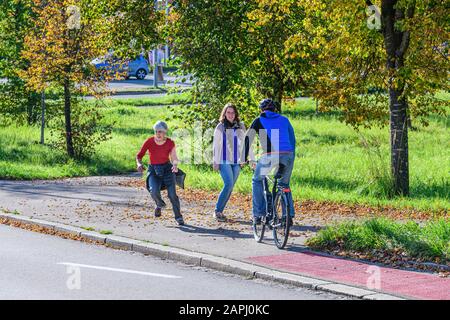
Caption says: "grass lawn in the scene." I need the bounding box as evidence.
[99,91,192,107]
[307,217,450,262]
[106,85,192,94]
[0,94,448,213]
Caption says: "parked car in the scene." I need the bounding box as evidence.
[92,54,149,80]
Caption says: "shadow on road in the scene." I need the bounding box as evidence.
[177,224,254,240]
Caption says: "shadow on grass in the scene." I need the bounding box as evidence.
[409,181,450,200]
[0,144,30,162]
[301,130,358,145]
[84,153,134,176]
[293,176,360,192]
[294,175,449,201]
[0,140,68,165]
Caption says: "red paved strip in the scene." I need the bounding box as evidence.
[248,252,450,300]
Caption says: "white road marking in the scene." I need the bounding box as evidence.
[58,262,182,279]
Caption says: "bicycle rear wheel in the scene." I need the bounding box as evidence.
[252,217,266,242]
[272,192,291,249]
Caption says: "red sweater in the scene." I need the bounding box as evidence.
[137,137,175,165]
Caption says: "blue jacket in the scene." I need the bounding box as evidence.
[244,111,296,161]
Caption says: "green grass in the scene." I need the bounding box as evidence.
[109,87,167,94]
[97,91,192,108]
[306,217,450,262]
[1,208,21,215]
[81,226,95,231]
[110,85,191,94]
[100,230,113,235]
[0,94,448,212]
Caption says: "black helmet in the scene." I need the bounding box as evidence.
[259,98,277,111]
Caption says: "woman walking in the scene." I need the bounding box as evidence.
[212,104,250,222]
[136,121,184,226]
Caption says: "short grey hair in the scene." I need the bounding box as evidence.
[153,121,168,132]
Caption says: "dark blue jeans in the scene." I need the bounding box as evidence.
[146,163,182,219]
[252,152,295,218]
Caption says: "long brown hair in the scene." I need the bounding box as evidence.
[219,103,240,124]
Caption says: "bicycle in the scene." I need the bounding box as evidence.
[252,165,293,249]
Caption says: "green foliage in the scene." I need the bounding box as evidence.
[49,100,114,160]
[307,217,450,262]
[167,0,314,126]
[104,0,164,58]
[0,0,41,125]
[0,80,40,125]
[0,0,34,78]
[293,0,449,127]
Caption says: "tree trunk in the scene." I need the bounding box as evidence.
[389,88,409,196]
[26,92,38,125]
[273,78,284,113]
[63,79,75,158]
[382,0,412,196]
[40,92,45,145]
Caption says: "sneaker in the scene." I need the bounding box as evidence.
[214,212,226,222]
[176,217,185,226]
[154,207,162,217]
[219,212,227,221]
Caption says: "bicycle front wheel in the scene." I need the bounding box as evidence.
[252,218,266,243]
[272,192,291,249]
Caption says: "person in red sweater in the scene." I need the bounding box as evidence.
[136,121,184,225]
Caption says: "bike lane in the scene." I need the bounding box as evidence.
[247,251,450,300]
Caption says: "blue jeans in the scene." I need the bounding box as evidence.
[252,152,295,218]
[215,163,241,213]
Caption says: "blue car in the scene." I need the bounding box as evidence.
[93,54,149,80]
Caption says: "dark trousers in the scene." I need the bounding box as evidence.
[146,163,182,219]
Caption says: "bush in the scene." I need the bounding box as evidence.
[50,100,113,160]
[356,134,394,198]
[0,80,41,126]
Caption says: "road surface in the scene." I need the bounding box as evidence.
[0,224,345,300]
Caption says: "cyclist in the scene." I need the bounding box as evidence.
[244,98,296,227]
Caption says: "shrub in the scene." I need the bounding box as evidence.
[50,100,113,160]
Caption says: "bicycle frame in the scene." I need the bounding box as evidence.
[262,175,280,224]
[253,166,292,249]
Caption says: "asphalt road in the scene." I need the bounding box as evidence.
[0,224,344,300]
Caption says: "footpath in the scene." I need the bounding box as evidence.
[0,174,448,300]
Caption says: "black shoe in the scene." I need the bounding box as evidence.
[154,207,162,218]
[176,217,185,226]
[282,216,293,228]
[253,217,262,225]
